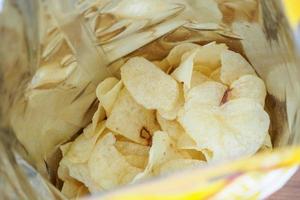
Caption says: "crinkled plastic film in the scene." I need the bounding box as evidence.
[0,0,300,200]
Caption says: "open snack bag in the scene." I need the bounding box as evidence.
[0,0,300,199]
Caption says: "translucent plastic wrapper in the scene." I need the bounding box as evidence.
[0,0,300,199]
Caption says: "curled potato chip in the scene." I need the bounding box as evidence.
[106,88,159,145]
[156,112,184,141]
[185,81,227,108]
[61,179,89,199]
[220,49,255,84]
[166,43,200,68]
[194,42,228,69]
[210,67,221,82]
[115,140,150,168]
[179,98,269,162]
[171,50,197,90]
[153,59,170,73]
[96,77,123,116]
[59,157,100,193]
[157,84,184,120]
[92,103,106,130]
[133,131,191,181]
[191,71,209,88]
[156,112,197,151]
[58,122,107,192]
[60,142,72,157]
[88,133,142,190]
[258,133,273,153]
[156,113,196,149]
[228,74,266,106]
[121,57,179,110]
[66,121,106,164]
[194,65,214,76]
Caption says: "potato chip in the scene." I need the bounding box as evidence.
[183,149,207,161]
[228,75,266,106]
[60,142,72,157]
[115,141,150,156]
[258,133,273,153]
[157,84,184,120]
[121,57,179,110]
[153,59,170,73]
[106,88,159,145]
[158,159,204,175]
[156,112,198,153]
[166,43,200,68]
[194,65,214,76]
[210,67,221,82]
[171,50,197,90]
[220,49,255,85]
[61,179,88,199]
[191,70,209,88]
[66,121,106,164]
[76,185,89,199]
[185,81,227,108]
[96,77,123,116]
[91,103,106,130]
[179,98,269,162]
[194,42,228,69]
[156,112,184,141]
[88,133,142,190]
[133,131,191,181]
[115,140,150,168]
[59,157,99,192]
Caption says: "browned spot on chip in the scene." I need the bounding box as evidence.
[221,88,232,105]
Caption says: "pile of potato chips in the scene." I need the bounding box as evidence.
[58,42,271,197]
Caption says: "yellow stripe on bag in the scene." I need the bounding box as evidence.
[284,0,300,27]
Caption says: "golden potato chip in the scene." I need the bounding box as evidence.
[61,179,88,199]
[229,75,266,106]
[76,185,89,199]
[210,67,221,82]
[60,142,72,157]
[171,50,197,89]
[66,121,106,164]
[158,159,204,175]
[121,57,179,110]
[96,77,123,116]
[183,149,207,161]
[91,104,106,130]
[115,141,149,156]
[133,131,191,181]
[157,84,184,120]
[156,112,198,154]
[153,59,170,73]
[220,49,255,84]
[194,42,228,69]
[156,112,184,141]
[194,65,214,76]
[59,158,99,192]
[88,133,142,190]
[115,140,149,168]
[166,43,200,68]
[179,98,270,162]
[123,155,148,169]
[185,81,227,108]
[106,88,159,145]
[258,133,273,153]
[263,133,272,149]
[191,70,209,88]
